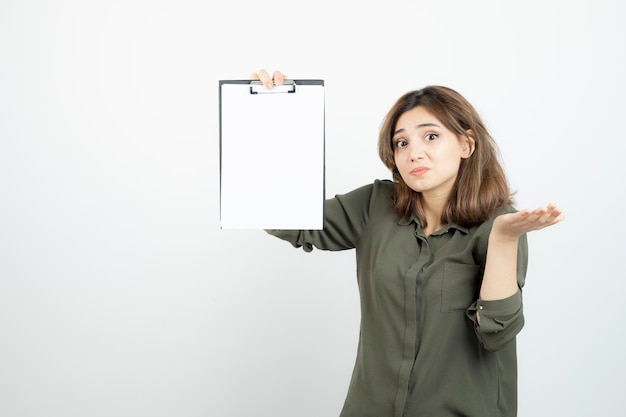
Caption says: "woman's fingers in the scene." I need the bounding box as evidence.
[249,69,287,90]
[272,70,287,86]
[533,204,565,230]
[493,204,564,238]
[256,69,272,89]
[517,204,564,232]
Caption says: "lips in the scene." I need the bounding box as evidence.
[410,167,429,176]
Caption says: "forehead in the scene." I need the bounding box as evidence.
[395,106,444,131]
[396,106,443,128]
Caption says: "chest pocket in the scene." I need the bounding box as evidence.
[441,263,481,312]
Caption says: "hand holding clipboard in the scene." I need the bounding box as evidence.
[249,69,288,90]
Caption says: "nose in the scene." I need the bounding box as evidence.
[409,142,425,162]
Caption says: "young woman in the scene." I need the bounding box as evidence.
[252,69,564,417]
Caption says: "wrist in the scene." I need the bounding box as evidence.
[488,230,519,245]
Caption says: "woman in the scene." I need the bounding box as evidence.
[253,69,564,417]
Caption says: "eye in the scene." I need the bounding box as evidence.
[394,139,408,149]
[425,133,438,141]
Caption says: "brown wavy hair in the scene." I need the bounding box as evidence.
[378,86,513,227]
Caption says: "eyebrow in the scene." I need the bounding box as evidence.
[393,123,441,136]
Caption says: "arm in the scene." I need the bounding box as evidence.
[468,204,564,351]
[480,203,564,301]
[479,229,525,302]
[266,181,384,252]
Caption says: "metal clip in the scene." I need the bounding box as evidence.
[250,80,296,94]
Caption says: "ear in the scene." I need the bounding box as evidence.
[461,130,476,159]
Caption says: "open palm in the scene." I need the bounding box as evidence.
[493,204,565,240]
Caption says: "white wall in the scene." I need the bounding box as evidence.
[1,1,624,416]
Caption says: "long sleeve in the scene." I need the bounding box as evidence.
[266,181,384,252]
[466,233,528,352]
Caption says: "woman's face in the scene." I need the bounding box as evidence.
[392,106,473,199]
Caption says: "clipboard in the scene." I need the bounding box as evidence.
[219,79,325,229]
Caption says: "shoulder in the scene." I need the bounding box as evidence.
[373,178,395,196]
[330,179,395,218]
[335,179,394,200]
[492,204,518,217]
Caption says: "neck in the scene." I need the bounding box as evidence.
[420,193,447,236]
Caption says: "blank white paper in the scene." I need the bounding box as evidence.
[219,81,325,229]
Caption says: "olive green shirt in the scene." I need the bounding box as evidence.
[266,179,527,417]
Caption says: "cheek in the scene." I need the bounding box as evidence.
[392,156,405,176]
[393,150,405,165]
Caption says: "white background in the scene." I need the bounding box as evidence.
[1,1,624,416]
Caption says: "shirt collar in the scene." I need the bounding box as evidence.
[397,215,470,235]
